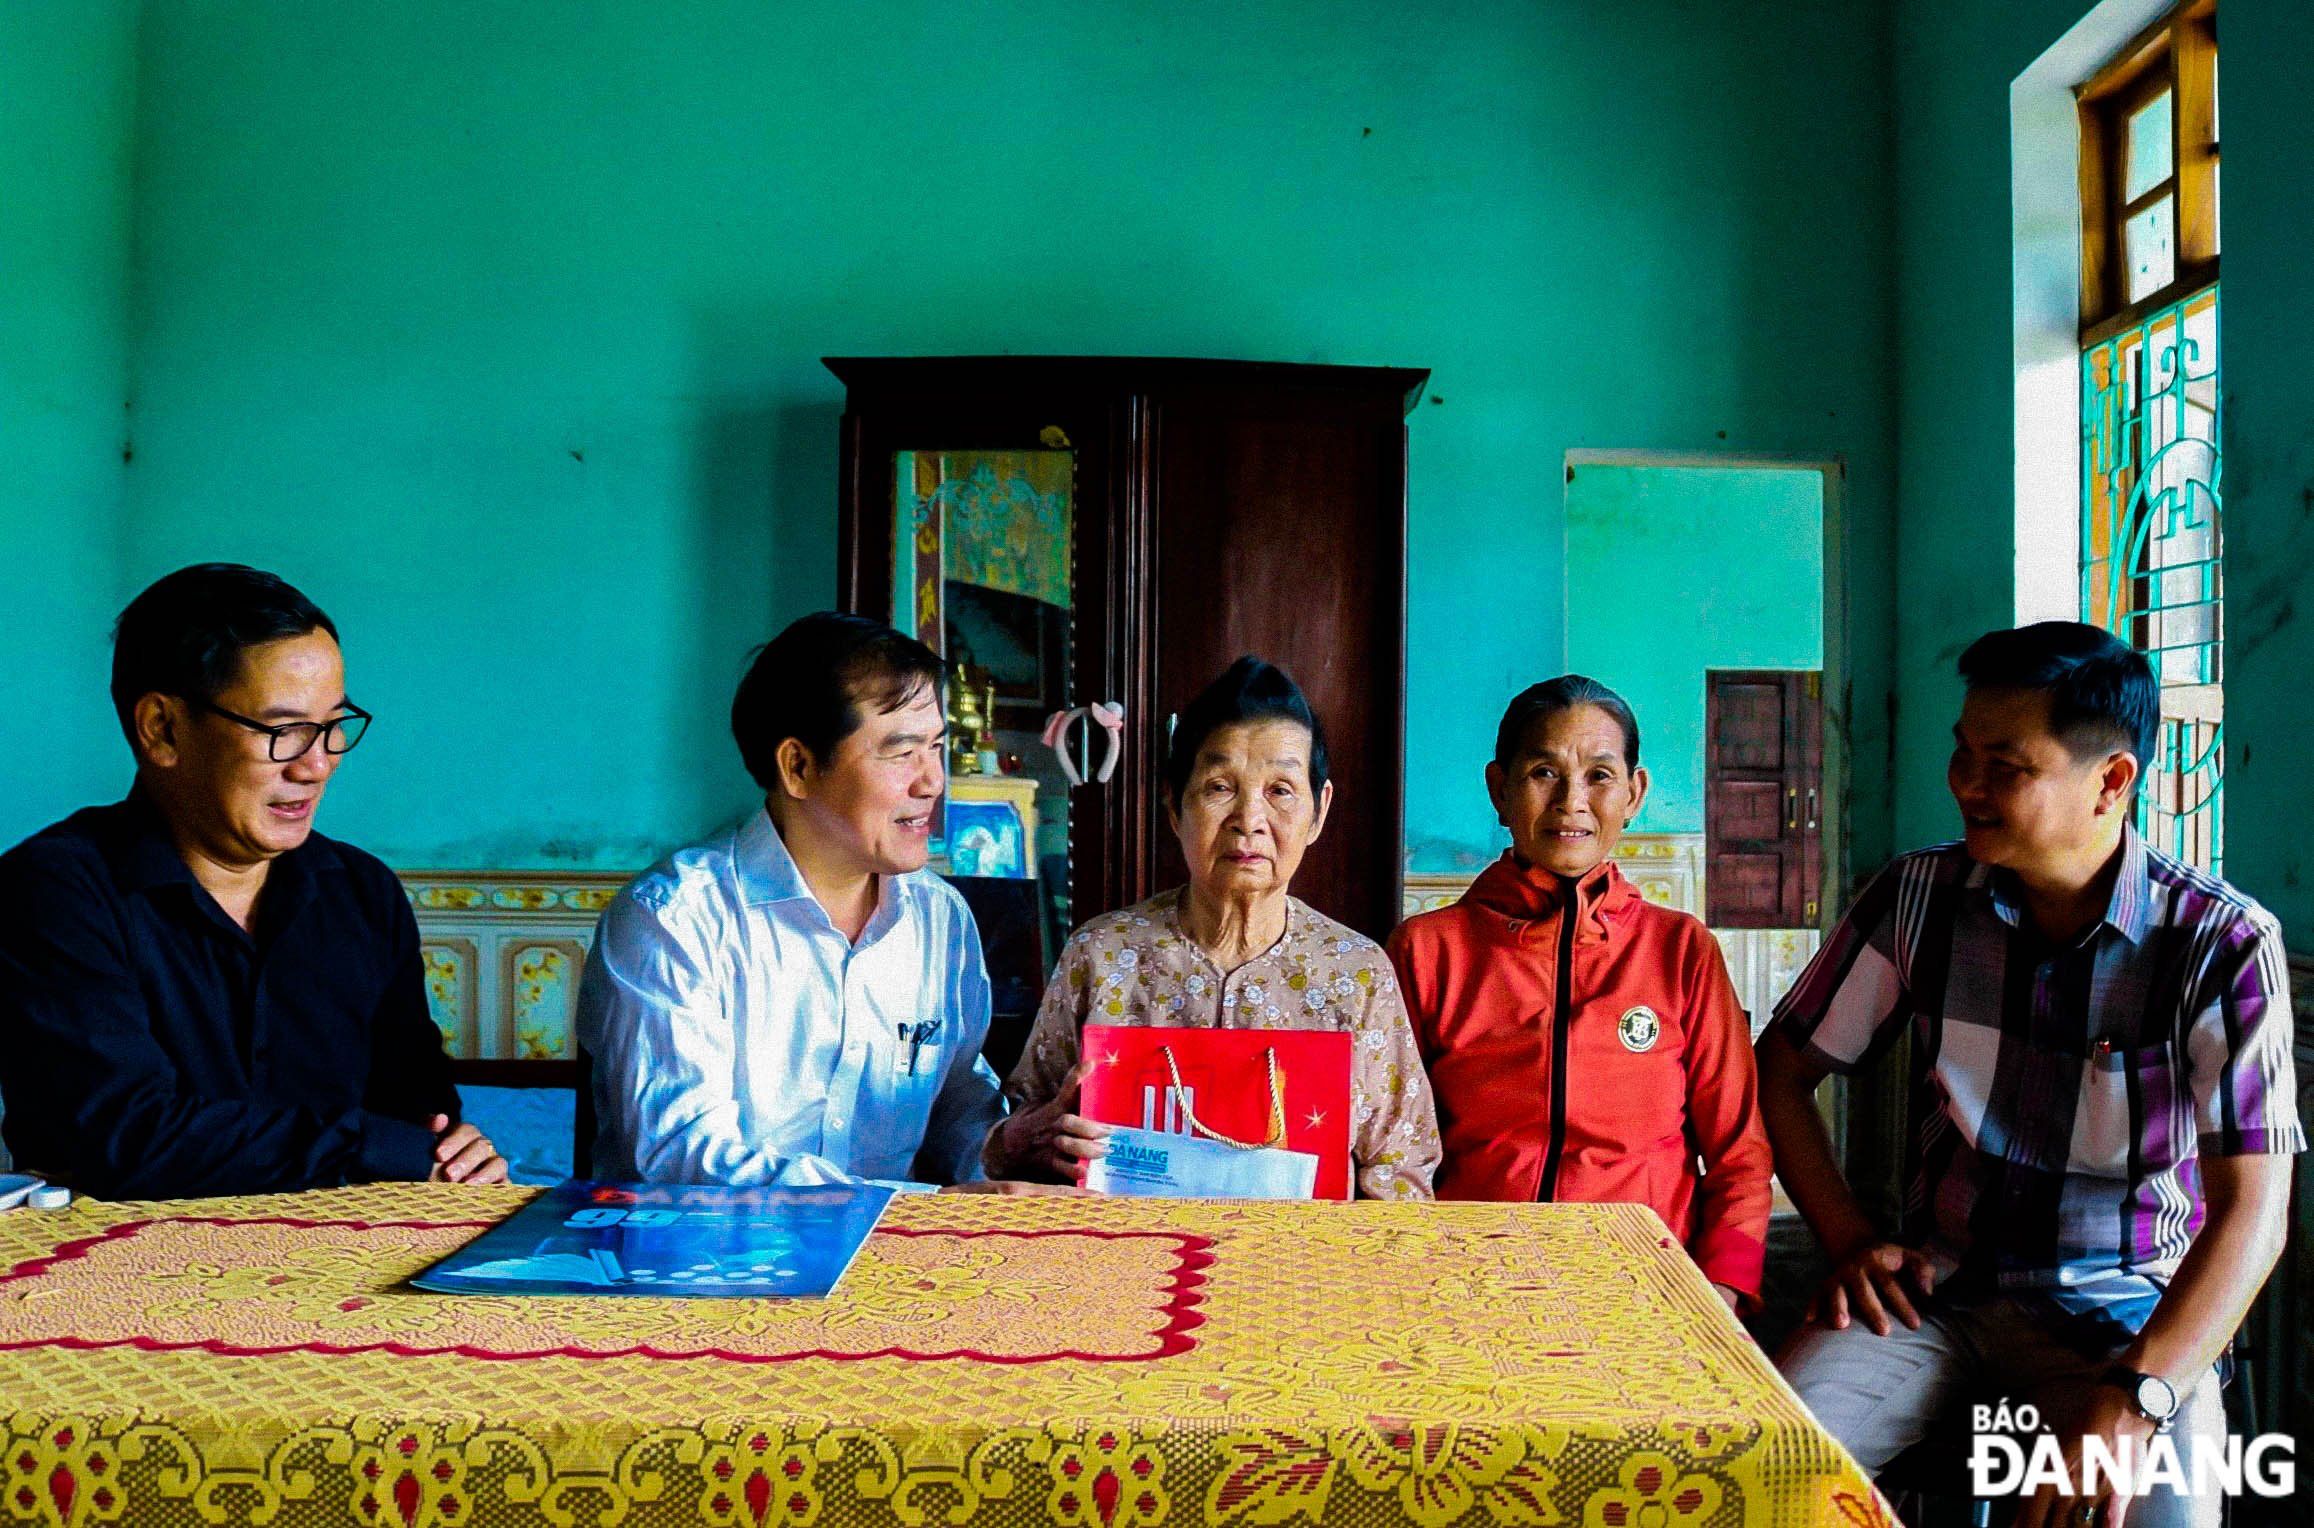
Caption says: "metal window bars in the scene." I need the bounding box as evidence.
[2081,285,2223,872]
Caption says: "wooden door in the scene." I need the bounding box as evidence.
[1704,670,1822,928]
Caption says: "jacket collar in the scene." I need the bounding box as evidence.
[1462,850,1639,944]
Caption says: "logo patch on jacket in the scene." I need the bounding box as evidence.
[1616,1005,1661,1053]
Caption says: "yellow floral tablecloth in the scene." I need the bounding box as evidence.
[0,1185,1887,1528]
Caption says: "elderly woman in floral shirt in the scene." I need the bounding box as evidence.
[985,658,1440,1199]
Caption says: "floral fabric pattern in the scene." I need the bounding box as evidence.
[1006,891,1442,1199]
[1,1184,1890,1526]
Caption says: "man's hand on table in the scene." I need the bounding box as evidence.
[985,1061,1111,1183]
[1808,1237,1938,1335]
[938,1179,1095,1196]
[425,1114,509,1184]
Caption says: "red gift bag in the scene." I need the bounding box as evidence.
[1080,1025,1355,1200]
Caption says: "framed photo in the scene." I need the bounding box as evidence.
[944,798,1028,879]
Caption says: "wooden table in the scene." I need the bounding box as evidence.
[1,1184,1887,1526]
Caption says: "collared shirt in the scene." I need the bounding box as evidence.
[1006,889,1442,1199]
[575,807,1006,1190]
[1771,825,2303,1326]
[0,792,454,1198]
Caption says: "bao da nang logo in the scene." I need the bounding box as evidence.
[1107,1138,1172,1179]
[1967,1399,2295,1504]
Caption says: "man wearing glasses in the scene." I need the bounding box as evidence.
[0,563,503,1197]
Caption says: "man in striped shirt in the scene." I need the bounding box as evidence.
[1759,623,2299,1528]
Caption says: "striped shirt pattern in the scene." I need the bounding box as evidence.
[1771,826,2302,1325]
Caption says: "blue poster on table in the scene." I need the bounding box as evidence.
[411,1179,895,1299]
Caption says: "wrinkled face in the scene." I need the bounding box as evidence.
[1486,704,1648,880]
[1168,719,1332,901]
[141,629,350,867]
[1947,686,2129,873]
[788,680,947,877]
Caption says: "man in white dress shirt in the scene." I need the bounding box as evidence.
[576,612,1062,1193]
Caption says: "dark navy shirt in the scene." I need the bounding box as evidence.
[0,791,458,1198]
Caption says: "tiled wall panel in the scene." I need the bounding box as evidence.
[401,874,628,1061]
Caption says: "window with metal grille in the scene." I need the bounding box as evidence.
[2077,0,2220,870]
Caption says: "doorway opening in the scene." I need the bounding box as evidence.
[1561,453,1847,1035]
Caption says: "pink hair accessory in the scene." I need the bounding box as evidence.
[1041,702,1124,786]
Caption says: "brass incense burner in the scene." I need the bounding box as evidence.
[947,666,997,775]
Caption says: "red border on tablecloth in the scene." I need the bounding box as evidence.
[0,1218,1213,1364]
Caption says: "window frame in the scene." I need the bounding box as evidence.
[2077,0,2217,343]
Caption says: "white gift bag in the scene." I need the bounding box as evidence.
[1083,1044,1320,1200]
[1085,1126,1320,1199]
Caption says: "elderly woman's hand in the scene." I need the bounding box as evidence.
[986,1061,1111,1183]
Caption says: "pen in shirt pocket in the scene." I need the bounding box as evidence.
[899,1018,943,1075]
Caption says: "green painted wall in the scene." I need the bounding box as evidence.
[2200,0,2314,1454]
[1887,0,2096,863]
[2214,2,2314,951]
[0,1,138,831]
[1565,464,1824,835]
[53,0,1895,879]
[1891,0,2314,950]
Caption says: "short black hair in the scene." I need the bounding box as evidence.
[1163,656,1330,809]
[732,612,946,790]
[1957,621,2157,772]
[110,563,339,739]
[1494,674,1641,771]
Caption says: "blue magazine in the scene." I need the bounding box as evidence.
[412,1179,896,1299]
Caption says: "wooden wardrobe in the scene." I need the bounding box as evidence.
[828,356,1425,945]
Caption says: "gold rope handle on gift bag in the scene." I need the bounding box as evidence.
[1158,1044,1288,1151]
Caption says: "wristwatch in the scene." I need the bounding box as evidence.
[2101,1366,2180,1429]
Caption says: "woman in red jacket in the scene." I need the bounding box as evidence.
[1387,676,1772,1311]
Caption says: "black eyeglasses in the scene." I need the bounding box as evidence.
[198,699,374,761]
